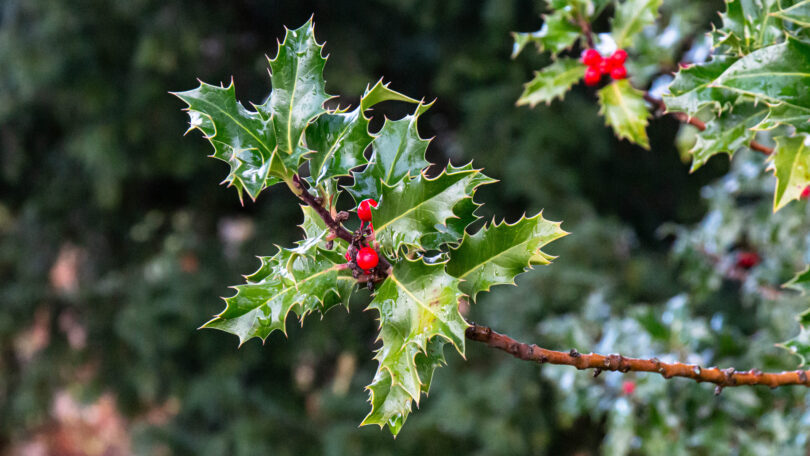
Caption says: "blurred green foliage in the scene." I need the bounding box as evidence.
[1,0,809,454]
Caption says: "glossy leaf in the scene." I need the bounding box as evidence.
[780,307,810,365]
[363,259,466,435]
[201,247,351,345]
[173,81,281,202]
[784,265,810,295]
[305,82,418,185]
[419,163,497,250]
[711,39,810,130]
[446,212,567,300]
[263,19,332,170]
[688,105,768,171]
[597,80,650,149]
[611,0,663,48]
[511,10,581,58]
[770,134,810,211]
[711,0,784,55]
[664,56,739,116]
[348,102,432,204]
[517,58,586,107]
[772,0,810,27]
[373,164,488,253]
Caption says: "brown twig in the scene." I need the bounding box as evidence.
[290,174,392,280]
[292,174,354,243]
[466,323,810,390]
[643,93,773,155]
[576,14,595,49]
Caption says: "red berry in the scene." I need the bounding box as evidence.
[736,251,760,269]
[801,186,810,199]
[581,49,602,67]
[584,66,601,86]
[357,198,378,222]
[598,59,613,75]
[608,49,627,67]
[622,381,635,395]
[610,65,627,80]
[356,247,379,272]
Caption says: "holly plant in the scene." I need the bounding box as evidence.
[513,0,810,212]
[177,7,810,439]
[174,20,566,436]
[512,0,810,364]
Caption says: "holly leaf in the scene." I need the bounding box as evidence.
[262,19,333,170]
[511,10,581,58]
[373,164,488,253]
[780,307,810,366]
[173,81,282,202]
[688,104,768,171]
[711,0,784,55]
[175,19,333,201]
[769,134,810,211]
[348,102,432,203]
[597,80,650,149]
[419,163,497,250]
[611,0,663,49]
[202,244,351,345]
[664,56,740,116]
[517,58,586,107]
[754,103,810,134]
[784,265,810,295]
[710,38,810,131]
[362,259,466,436]
[446,212,567,301]
[305,81,419,185]
[772,0,810,28]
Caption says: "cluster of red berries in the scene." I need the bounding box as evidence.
[581,48,627,86]
[346,198,380,273]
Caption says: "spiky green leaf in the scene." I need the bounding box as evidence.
[418,163,496,250]
[362,259,466,435]
[202,240,352,345]
[780,307,810,365]
[710,38,810,131]
[305,81,418,185]
[263,20,332,170]
[611,0,663,48]
[597,80,650,149]
[517,58,586,107]
[664,56,739,116]
[772,0,810,27]
[511,10,581,58]
[373,164,489,253]
[688,104,768,171]
[446,213,567,300]
[784,265,810,295]
[348,102,432,204]
[770,134,810,211]
[711,0,784,55]
[173,81,282,201]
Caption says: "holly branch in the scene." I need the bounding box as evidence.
[466,323,810,391]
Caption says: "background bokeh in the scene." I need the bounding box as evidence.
[2,0,810,454]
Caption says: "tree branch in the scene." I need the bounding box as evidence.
[290,174,392,279]
[466,323,810,391]
[576,14,595,49]
[642,93,773,155]
[292,174,354,243]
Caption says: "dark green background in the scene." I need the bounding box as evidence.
[3,0,809,454]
